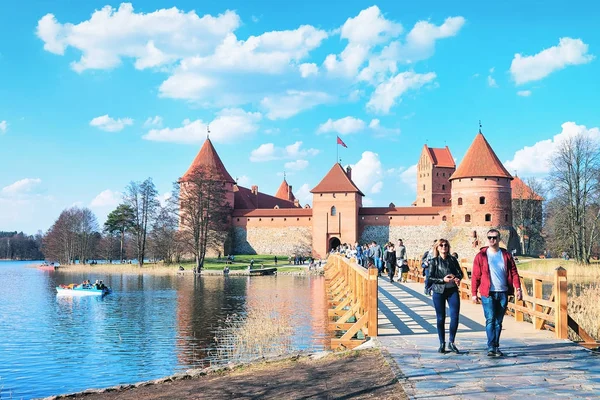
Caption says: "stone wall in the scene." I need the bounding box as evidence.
[360,224,519,264]
[233,226,312,256]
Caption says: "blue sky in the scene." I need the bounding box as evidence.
[1,0,599,234]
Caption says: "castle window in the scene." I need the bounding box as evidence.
[271,218,274,221]
[436,172,439,176]
[259,218,262,221]
[331,206,337,216]
[345,193,348,196]
[389,216,392,220]
[247,218,250,221]
[443,173,446,177]
[485,214,492,222]
[458,198,463,205]
[442,184,446,190]
[465,214,471,223]
[479,196,486,204]
[375,217,378,220]
[297,218,299,221]
[505,214,509,222]
[442,198,446,203]
[423,184,426,191]
[422,198,425,203]
[237,218,240,222]
[442,216,447,221]
[309,218,311,221]
[320,194,323,197]
[284,218,287,221]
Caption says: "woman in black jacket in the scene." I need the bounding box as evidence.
[428,238,463,353]
[384,243,397,282]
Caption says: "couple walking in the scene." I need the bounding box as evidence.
[429,229,522,356]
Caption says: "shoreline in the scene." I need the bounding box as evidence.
[40,342,405,400]
[46,263,323,276]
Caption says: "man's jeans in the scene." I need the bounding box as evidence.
[374,257,382,273]
[481,291,508,350]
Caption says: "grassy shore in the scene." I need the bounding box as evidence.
[56,254,310,275]
[516,257,600,279]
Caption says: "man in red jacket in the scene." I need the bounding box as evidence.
[471,229,522,357]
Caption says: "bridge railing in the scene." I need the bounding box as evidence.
[408,258,595,343]
[324,255,378,349]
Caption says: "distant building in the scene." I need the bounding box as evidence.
[181,131,522,260]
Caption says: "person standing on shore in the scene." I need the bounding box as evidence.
[471,229,523,357]
[428,239,463,353]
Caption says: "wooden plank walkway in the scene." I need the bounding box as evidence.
[377,278,600,399]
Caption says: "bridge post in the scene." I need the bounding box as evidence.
[368,266,378,337]
[554,267,568,339]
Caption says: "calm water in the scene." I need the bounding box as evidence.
[0,261,329,399]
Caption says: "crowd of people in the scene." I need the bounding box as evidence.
[330,229,523,357]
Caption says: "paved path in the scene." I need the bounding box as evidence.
[377,278,600,399]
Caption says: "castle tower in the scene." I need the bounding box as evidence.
[181,138,236,212]
[416,145,455,207]
[310,164,364,258]
[449,132,513,227]
[274,177,297,204]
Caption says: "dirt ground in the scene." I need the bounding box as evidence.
[64,350,407,400]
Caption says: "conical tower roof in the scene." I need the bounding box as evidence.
[450,132,512,181]
[275,178,296,202]
[182,138,235,183]
[311,163,364,196]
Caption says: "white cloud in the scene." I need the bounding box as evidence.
[487,75,498,88]
[505,122,600,174]
[399,164,417,192]
[236,175,251,186]
[90,189,121,208]
[317,116,365,135]
[295,183,312,205]
[1,178,42,196]
[143,116,163,128]
[369,119,400,137]
[0,120,7,133]
[284,159,309,170]
[517,90,532,97]
[143,108,261,144]
[261,90,332,120]
[510,37,594,85]
[367,71,436,114]
[351,151,383,194]
[158,25,327,101]
[250,141,319,162]
[324,6,402,78]
[357,16,465,84]
[90,115,133,132]
[371,181,383,194]
[36,4,241,72]
[159,192,172,207]
[299,63,318,77]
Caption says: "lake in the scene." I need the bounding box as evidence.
[0,260,329,399]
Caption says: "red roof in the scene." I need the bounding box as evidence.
[450,132,513,181]
[511,176,543,201]
[274,179,296,202]
[234,185,299,210]
[359,206,449,216]
[311,163,364,196]
[426,146,455,168]
[182,139,235,183]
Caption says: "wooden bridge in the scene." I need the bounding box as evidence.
[324,255,600,398]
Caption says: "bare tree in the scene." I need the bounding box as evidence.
[512,177,545,255]
[124,178,159,267]
[76,207,99,264]
[43,207,98,264]
[149,206,178,264]
[173,167,231,271]
[550,134,600,263]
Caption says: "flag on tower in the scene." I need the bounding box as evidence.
[337,136,348,148]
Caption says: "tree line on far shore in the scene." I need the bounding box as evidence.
[42,167,229,269]
[0,231,44,260]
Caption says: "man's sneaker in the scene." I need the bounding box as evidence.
[487,349,496,357]
[494,348,504,357]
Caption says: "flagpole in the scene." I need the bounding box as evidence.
[336,140,339,164]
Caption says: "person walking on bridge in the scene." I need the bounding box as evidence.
[428,238,463,354]
[471,229,523,357]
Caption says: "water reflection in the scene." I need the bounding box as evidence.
[0,261,329,399]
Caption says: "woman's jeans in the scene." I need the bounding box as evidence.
[432,287,460,344]
[480,291,508,351]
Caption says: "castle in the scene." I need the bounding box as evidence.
[181,131,531,260]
